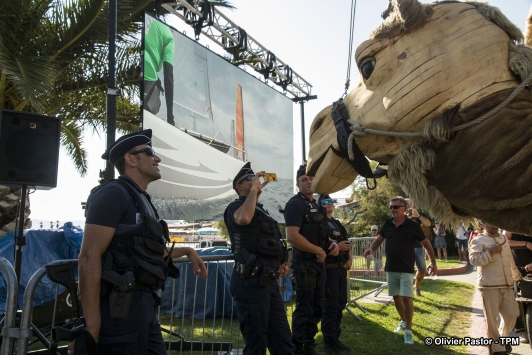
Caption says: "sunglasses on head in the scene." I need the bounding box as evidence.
[129,147,156,157]
[389,205,404,209]
[321,199,336,206]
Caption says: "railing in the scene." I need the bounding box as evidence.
[10,241,387,354]
[0,257,18,355]
[346,237,387,319]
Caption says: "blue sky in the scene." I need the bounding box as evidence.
[28,0,532,226]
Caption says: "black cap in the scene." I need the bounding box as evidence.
[296,164,307,179]
[318,194,331,203]
[233,162,254,189]
[102,129,152,165]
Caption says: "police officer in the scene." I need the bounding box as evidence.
[318,195,353,355]
[284,165,339,355]
[73,130,207,355]
[224,162,294,355]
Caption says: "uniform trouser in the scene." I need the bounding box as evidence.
[322,266,347,345]
[291,260,327,348]
[230,270,294,355]
[97,290,165,355]
[480,287,519,353]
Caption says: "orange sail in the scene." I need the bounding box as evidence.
[235,84,245,161]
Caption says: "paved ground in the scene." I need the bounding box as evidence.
[359,263,532,354]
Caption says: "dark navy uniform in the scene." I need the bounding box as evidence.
[321,217,350,350]
[284,192,330,353]
[86,175,177,354]
[224,196,294,355]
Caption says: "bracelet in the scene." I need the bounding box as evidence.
[317,249,323,256]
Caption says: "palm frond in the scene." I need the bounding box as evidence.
[60,120,88,176]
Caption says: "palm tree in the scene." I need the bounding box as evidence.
[0,0,234,237]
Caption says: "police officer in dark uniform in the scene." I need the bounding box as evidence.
[318,194,353,355]
[224,162,294,355]
[284,165,339,355]
[73,130,207,355]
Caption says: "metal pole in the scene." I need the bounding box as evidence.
[300,102,306,164]
[292,95,318,165]
[105,0,117,180]
[13,184,27,282]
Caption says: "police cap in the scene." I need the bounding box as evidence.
[101,129,152,165]
[233,162,254,189]
[296,164,307,179]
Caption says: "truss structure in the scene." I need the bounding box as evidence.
[162,0,313,99]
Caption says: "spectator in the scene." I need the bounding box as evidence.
[405,198,431,296]
[433,221,448,262]
[365,226,382,276]
[469,222,521,355]
[455,222,469,261]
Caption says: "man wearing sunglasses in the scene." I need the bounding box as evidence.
[318,194,353,355]
[75,130,207,355]
[284,165,339,355]
[223,162,294,355]
[363,196,437,345]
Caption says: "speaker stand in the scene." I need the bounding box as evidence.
[13,184,27,280]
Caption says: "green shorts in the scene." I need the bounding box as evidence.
[387,272,414,298]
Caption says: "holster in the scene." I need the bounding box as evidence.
[238,255,260,279]
[102,270,136,320]
[293,263,315,290]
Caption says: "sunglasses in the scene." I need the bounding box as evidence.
[321,199,336,206]
[129,147,157,157]
[389,205,404,209]
[371,229,378,232]
[237,175,255,184]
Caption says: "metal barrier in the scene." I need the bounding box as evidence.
[15,243,387,354]
[0,257,18,355]
[346,237,387,319]
[16,255,254,355]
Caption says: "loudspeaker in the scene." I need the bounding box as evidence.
[0,109,61,188]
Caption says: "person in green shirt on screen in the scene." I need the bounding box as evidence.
[144,18,175,125]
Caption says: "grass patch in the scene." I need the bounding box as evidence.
[157,279,474,354]
[23,279,475,354]
[436,255,466,269]
[339,279,474,354]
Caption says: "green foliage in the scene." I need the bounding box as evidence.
[214,220,229,239]
[350,170,404,237]
[0,0,234,175]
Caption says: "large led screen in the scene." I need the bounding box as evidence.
[142,14,293,222]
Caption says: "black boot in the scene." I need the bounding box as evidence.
[335,339,353,352]
[305,343,320,355]
[324,342,345,355]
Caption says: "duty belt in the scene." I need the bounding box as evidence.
[325,262,345,269]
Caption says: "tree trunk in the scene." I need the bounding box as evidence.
[0,186,31,238]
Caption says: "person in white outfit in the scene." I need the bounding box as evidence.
[469,222,521,355]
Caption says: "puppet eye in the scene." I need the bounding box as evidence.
[360,57,376,80]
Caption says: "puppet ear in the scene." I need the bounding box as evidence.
[525,5,532,47]
[393,0,432,30]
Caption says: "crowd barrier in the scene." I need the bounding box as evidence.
[346,237,387,319]
[0,257,18,355]
[4,240,388,354]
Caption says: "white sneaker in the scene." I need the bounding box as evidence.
[519,332,529,343]
[394,321,406,333]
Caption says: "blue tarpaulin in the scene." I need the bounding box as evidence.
[160,247,235,318]
[0,222,83,313]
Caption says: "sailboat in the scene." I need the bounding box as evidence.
[145,37,247,200]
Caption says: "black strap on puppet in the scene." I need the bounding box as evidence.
[331,98,376,190]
